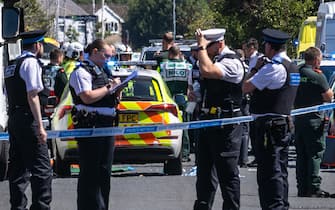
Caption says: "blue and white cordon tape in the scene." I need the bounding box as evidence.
[1,102,335,141]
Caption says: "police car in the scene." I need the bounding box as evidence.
[51,62,184,176]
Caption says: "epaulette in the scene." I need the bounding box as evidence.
[271,56,283,64]
[313,68,322,74]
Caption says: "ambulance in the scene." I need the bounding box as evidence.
[296,16,316,59]
[316,1,335,56]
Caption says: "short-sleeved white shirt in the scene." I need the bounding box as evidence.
[187,56,197,86]
[250,52,289,90]
[214,47,244,84]
[248,50,263,71]
[19,51,44,93]
[69,60,94,95]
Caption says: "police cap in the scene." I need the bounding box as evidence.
[19,30,46,45]
[202,28,226,43]
[262,28,290,44]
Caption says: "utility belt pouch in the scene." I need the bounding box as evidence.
[71,107,97,128]
[265,117,289,146]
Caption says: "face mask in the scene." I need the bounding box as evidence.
[103,57,118,77]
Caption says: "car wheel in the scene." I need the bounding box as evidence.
[54,145,71,177]
[163,152,182,175]
[0,140,9,181]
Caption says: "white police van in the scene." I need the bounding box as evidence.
[0,2,23,180]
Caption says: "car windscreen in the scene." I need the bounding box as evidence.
[143,51,156,61]
[320,65,335,82]
[121,76,159,101]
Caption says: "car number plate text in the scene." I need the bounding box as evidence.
[119,113,139,123]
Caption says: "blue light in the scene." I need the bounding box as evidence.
[293,38,299,47]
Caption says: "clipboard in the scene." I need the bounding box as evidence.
[110,70,138,93]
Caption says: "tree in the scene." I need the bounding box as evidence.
[209,0,315,57]
[125,0,214,49]
[176,0,215,38]
[14,0,53,35]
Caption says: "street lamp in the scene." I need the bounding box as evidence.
[173,0,176,40]
[101,0,105,39]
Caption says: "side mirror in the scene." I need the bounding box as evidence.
[2,7,21,40]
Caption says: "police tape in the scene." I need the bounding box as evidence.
[1,102,335,141]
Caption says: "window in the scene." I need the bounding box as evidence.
[59,25,64,32]
[121,77,158,101]
[78,25,85,33]
[114,23,118,32]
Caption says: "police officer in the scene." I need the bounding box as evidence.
[242,28,300,210]
[294,47,333,197]
[69,39,121,210]
[243,38,263,168]
[187,44,201,157]
[194,28,244,210]
[4,30,52,210]
[160,45,193,161]
[244,38,263,71]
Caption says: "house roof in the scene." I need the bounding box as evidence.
[38,0,89,16]
[80,3,128,20]
[95,5,124,23]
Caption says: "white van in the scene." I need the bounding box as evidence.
[316,1,335,56]
[0,3,22,180]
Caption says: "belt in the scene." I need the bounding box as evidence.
[200,108,242,119]
[75,104,116,117]
[201,107,241,115]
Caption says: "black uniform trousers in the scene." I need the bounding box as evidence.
[194,115,242,210]
[76,117,115,210]
[254,116,290,210]
[8,109,52,210]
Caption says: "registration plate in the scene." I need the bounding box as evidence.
[119,113,139,123]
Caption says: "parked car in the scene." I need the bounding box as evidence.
[322,60,335,166]
[140,39,193,62]
[320,59,335,82]
[51,66,184,176]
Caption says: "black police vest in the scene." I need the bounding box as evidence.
[203,54,244,110]
[69,61,117,108]
[5,55,48,112]
[250,59,299,115]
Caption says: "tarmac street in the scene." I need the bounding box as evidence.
[0,148,335,209]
